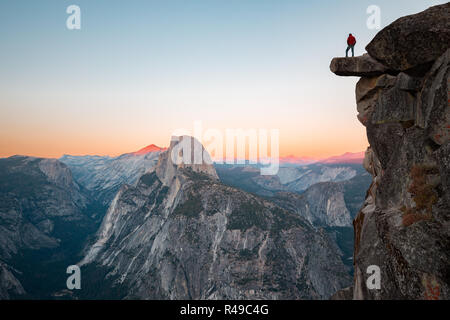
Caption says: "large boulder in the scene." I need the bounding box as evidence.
[366,3,450,75]
[330,54,389,77]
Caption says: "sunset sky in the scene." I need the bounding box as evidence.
[0,0,444,159]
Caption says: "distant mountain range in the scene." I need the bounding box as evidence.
[319,152,365,164]
[279,151,365,166]
[215,162,369,197]
[130,144,167,155]
[59,144,166,207]
[58,146,365,208]
[57,145,364,168]
[0,141,367,299]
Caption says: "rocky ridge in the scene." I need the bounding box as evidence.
[79,136,352,299]
[0,156,93,298]
[331,3,450,299]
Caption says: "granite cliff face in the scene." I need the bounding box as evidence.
[273,183,352,228]
[217,163,371,274]
[79,136,351,299]
[331,3,449,299]
[0,156,94,298]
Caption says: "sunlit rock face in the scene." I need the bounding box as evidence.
[331,3,449,300]
[79,136,352,300]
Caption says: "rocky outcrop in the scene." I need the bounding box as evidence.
[0,156,89,256]
[366,3,450,75]
[331,4,449,300]
[0,156,94,298]
[79,136,351,299]
[330,54,389,77]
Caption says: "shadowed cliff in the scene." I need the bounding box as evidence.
[330,3,449,300]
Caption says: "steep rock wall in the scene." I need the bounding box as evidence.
[331,3,449,299]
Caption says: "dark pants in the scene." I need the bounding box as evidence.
[346,45,355,57]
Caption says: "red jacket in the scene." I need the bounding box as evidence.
[347,35,356,46]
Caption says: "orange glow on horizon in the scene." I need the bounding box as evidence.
[0,136,368,160]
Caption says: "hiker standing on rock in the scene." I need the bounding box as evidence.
[346,33,356,57]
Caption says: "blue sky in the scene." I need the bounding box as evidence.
[0,0,444,157]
